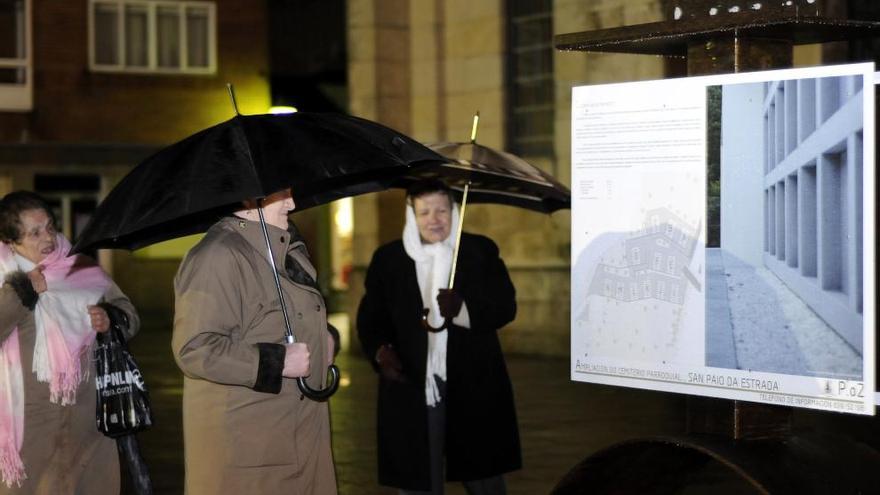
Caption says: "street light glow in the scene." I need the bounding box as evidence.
[269,105,298,114]
[333,197,353,236]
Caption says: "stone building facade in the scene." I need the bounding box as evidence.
[345,0,667,355]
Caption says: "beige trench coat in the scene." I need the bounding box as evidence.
[172,216,336,495]
[0,279,139,495]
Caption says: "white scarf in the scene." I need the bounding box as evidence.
[0,235,110,487]
[402,203,461,407]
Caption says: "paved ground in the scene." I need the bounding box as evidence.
[705,249,861,379]
[123,321,686,494]
[120,316,880,494]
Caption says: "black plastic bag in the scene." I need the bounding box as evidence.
[94,324,153,437]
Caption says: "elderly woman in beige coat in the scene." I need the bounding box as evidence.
[0,191,140,494]
[172,188,337,494]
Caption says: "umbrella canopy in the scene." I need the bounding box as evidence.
[400,141,571,213]
[73,112,447,253]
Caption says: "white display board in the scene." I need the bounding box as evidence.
[571,63,875,415]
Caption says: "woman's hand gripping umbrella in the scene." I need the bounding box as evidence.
[253,199,339,399]
[416,113,571,332]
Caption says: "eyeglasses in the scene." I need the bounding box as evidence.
[21,222,57,241]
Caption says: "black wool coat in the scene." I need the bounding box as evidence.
[357,233,521,490]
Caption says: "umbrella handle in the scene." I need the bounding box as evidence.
[447,182,469,289]
[296,365,340,401]
[257,201,340,401]
[284,334,341,401]
[420,308,450,333]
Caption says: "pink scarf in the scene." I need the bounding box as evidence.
[0,234,111,487]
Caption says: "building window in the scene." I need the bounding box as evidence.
[89,0,216,74]
[506,0,554,157]
[0,0,31,111]
[652,252,662,271]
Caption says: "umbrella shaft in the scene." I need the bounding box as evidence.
[448,183,469,289]
[256,204,296,343]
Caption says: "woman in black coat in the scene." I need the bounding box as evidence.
[357,180,520,495]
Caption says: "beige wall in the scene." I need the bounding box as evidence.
[506,0,665,354]
[346,0,667,356]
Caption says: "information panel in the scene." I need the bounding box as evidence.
[571,63,876,415]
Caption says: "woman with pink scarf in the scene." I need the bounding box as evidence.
[0,191,140,494]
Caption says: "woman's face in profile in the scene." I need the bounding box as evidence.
[13,208,57,263]
[413,192,452,244]
[261,189,295,229]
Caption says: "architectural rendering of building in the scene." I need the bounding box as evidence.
[761,75,865,352]
[587,208,699,306]
[718,72,866,377]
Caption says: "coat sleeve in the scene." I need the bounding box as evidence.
[456,237,517,332]
[0,271,36,341]
[172,243,285,394]
[356,248,393,369]
[98,280,141,340]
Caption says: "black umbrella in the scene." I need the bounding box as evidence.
[117,434,153,495]
[74,114,445,252]
[412,113,571,332]
[73,99,448,400]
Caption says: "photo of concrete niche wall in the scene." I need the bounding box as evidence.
[707,75,865,381]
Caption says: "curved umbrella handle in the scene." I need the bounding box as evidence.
[421,308,450,333]
[254,203,341,402]
[297,364,340,401]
